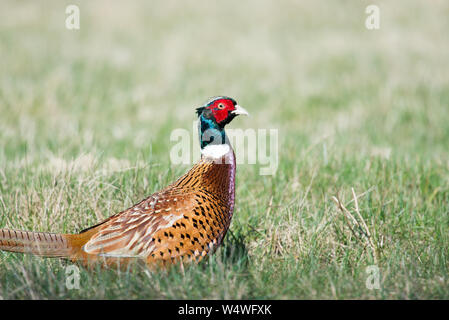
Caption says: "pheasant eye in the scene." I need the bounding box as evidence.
[217,103,225,110]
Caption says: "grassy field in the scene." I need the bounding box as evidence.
[0,0,448,299]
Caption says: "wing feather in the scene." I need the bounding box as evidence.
[82,190,195,258]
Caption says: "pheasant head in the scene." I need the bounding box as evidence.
[196,96,249,149]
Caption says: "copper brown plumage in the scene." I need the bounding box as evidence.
[0,97,249,269]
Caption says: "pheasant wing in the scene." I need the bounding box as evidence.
[82,189,196,258]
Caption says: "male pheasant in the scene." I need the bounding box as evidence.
[0,96,248,268]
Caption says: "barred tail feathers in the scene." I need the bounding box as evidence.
[0,229,74,258]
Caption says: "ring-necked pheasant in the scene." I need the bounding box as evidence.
[0,96,248,268]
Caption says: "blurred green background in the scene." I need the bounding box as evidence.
[0,0,448,299]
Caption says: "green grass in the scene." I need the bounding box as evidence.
[0,0,448,299]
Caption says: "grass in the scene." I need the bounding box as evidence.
[0,0,448,299]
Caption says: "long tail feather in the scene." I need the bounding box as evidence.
[0,229,74,258]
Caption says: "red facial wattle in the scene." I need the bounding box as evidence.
[208,99,235,124]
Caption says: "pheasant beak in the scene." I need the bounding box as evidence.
[232,105,249,116]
